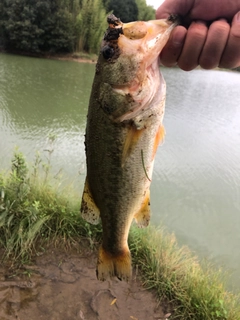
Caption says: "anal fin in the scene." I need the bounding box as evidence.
[80,177,100,225]
[134,190,151,228]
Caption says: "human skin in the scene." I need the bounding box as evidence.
[156,0,240,70]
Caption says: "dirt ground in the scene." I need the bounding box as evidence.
[0,246,171,320]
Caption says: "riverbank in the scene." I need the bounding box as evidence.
[0,245,168,320]
[1,151,240,320]
[1,50,240,73]
[0,49,97,64]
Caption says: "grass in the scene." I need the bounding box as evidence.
[0,148,102,262]
[129,227,240,319]
[0,149,240,319]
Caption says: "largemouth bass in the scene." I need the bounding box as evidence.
[80,14,178,281]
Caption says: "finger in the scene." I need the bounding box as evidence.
[156,0,240,21]
[156,0,194,19]
[199,19,230,69]
[160,26,187,67]
[178,21,208,71]
[219,12,240,69]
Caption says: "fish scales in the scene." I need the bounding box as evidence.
[81,14,178,281]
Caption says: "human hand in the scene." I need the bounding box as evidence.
[156,0,240,70]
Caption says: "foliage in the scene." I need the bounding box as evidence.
[0,1,5,47]
[0,0,156,54]
[0,148,101,260]
[0,0,74,53]
[60,0,80,16]
[135,0,155,21]
[75,0,108,53]
[0,0,110,54]
[106,0,138,22]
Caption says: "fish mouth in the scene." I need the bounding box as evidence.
[102,14,179,63]
[100,15,179,122]
[112,17,178,122]
[104,14,179,41]
[120,16,179,73]
[122,14,179,40]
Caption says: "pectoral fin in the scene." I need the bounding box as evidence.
[80,177,100,225]
[152,125,165,159]
[134,190,151,228]
[122,125,144,166]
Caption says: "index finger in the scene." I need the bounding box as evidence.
[156,0,195,19]
[156,0,240,21]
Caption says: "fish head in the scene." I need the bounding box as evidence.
[97,14,178,122]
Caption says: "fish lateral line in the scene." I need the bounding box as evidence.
[141,149,151,182]
[121,123,145,166]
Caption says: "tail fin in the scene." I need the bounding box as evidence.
[96,245,132,281]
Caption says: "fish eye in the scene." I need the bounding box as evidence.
[101,45,115,60]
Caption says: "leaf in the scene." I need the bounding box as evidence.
[79,310,85,320]
[110,298,117,305]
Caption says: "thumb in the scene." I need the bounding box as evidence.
[156,0,194,19]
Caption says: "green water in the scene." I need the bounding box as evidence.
[1,53,240,289]
[0,53,93,181]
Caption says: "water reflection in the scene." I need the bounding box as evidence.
[0,53,94,177]
[152,68,240,289]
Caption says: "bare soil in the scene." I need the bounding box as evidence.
[0,246,171,320]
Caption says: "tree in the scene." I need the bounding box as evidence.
[1,0,45,52]
[135,0,155,21]
[0,0,74,53]
[0,0,6,47]
[36,1,74,53]
[0,0,111,54]
[76,0,108,53]
[59,0,80,19]
[106,0,138,23]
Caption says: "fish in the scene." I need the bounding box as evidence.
[80,14,178,281]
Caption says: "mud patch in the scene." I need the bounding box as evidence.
[0,249,169,320]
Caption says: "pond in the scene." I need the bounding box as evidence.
[1,53,240,289]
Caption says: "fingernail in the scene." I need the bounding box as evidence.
[237,12,240,23]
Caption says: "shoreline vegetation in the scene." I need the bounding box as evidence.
[0,48,98,63]
[0,0,155,58]
[1,50,240,74]
[1,150,240,319]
